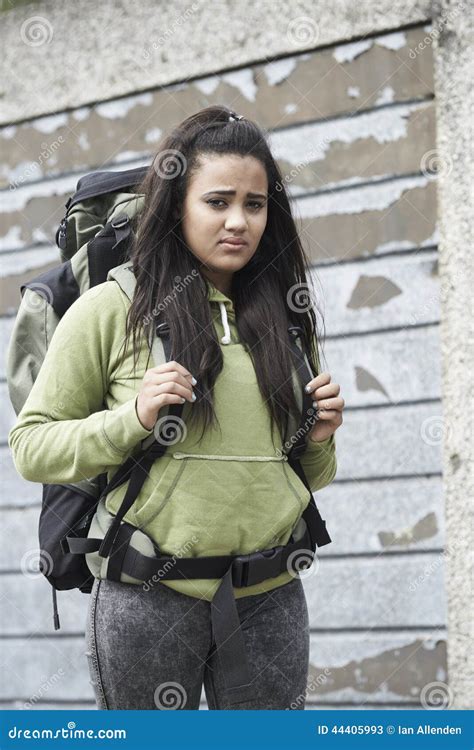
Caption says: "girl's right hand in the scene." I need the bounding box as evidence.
[136,361,197,431]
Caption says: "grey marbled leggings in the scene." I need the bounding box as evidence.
[84,575,310,710]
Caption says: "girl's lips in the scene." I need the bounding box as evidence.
[219,238,248,246]
[219,242,246,251]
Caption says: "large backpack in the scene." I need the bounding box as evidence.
[6,166,149,600]
[6,166,332,706]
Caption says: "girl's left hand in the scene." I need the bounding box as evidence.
[305,372,344,443]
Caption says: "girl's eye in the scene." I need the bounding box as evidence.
[207,199,264,210]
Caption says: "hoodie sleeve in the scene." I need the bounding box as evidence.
[8,281,153,485]
[299,432,337,493]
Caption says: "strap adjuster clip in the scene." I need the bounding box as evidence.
[111,214,130,229]
[231,545,285,588]
[231,554,250,587]
[60,536,70,555]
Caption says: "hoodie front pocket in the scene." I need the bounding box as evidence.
[132,456,188,530]
[282,460,311,515]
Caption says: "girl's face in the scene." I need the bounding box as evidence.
[180,153,268,294]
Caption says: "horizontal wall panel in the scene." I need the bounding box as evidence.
[0,260,58,316]
[1,325,442,441]
[307,631,447,705]
[313,250,439,335]
[0,250,441,332]
[0,630,446,705]
[0,251,440,379]
[1,550,446,637]
[0,475,445,566]
[0,635,94,702]
[335,402,445,480]
[1,382,17,444]
[0,172,437,266]
[303,553,446,630]
[298,177,437,262]
[2,402,445,498]
[270,100,435,195]
[316,476,445,555]
[325,325,441,406]
[309,252,440,336]
[0,447,41,507]
[0,316,14,380]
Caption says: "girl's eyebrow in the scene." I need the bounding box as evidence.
[202,189,267,199]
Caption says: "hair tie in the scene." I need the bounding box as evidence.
[228,111,244,122]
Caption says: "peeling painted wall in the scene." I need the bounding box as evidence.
[1,0,471,711]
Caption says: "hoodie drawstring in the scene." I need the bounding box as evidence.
[219,301,232,345]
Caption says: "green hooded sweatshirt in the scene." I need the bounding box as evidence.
[8,274,337,601]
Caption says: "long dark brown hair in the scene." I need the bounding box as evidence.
[119,105,325,448]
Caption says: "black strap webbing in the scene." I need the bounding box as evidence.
[286,326,332,548]
[211,566,255,703]
[106,523,135,582]
[97,324,183,558]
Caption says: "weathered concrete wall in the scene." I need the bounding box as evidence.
[1,0,470,711]
[431,0,474,711]
[1,0,431,125]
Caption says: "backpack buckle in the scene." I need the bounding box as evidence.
[288,325,303,341]
[231,553,251,587]
[60,536,70,555]
[232,546,285,587]
[111,214,130,229]
[156,321,170,337]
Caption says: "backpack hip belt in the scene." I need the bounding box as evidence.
[66,517,320,706]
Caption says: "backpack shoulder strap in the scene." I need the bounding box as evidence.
[106,262,167,397]
[106,260,136,300]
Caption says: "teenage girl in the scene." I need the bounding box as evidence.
[9,106,344,709]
